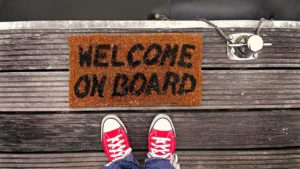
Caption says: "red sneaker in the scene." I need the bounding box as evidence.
[148,114,178,162]
[101,115,132,162]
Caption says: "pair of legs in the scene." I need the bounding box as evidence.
[101,114,180,169]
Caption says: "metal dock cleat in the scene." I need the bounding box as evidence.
[227,33,272,60]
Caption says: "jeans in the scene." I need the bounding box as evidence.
[104,155,176,169]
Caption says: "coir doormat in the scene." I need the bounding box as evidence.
[68,33,202,108]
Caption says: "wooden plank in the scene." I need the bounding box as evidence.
[0,35,300,69]
[0,20,299,30]
[1,70,300,111]
[0,111,299,152]
[0,21,300,70]
[0,149,299,168]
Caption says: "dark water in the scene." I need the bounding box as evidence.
[0,0,299,21]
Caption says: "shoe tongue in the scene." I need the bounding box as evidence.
[152,129,173,137]
[105,127,123,138]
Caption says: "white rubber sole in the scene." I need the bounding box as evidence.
[149,114,176,136]
[101,114,127,141]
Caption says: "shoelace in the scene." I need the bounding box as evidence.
[107,134,132,161]
[150,136,171,159]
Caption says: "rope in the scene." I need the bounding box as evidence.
[199,18,267,43]
[198,18,232,43]
[152,14,268,44]
[256,18,266,35]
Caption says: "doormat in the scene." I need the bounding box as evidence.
[68,33,202,108]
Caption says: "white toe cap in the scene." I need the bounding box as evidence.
[153,118,172,131]
[103,119,121,132]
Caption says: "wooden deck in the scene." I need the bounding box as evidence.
[0,20,299,168]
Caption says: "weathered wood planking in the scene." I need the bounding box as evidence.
[1,70,300,111]
[0,149,299,169]
[0,21,299,169]
[0,111,299,152]
[0,21,300,70]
